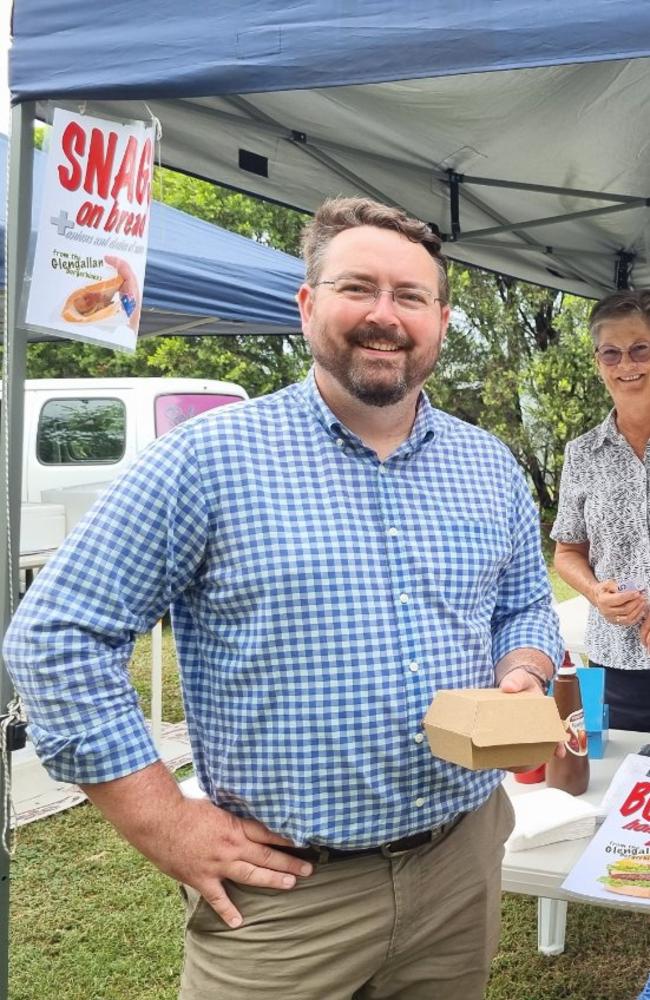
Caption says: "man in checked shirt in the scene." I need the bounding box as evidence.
[4,197,563,1000]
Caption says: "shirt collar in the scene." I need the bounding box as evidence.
[590,408,621,450]
[297,367,437,454]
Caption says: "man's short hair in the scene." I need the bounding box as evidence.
[301,197,449,304]
[589,289,650,344]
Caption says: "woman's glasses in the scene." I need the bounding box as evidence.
[594,343,650,367]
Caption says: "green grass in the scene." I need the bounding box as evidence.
[541,522,579,604]
[11,564,620,1000]
[549,565,578,603]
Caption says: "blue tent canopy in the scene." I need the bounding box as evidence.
[0,133,303,338]
[9,1,650,296]
[10,0,650,99]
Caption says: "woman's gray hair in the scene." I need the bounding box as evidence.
[301,197,449,304]
[589,289,650,344]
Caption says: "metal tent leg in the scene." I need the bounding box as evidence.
[1,100,36,1000]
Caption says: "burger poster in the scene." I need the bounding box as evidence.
[25,108,155,352]
[563,754,650,906]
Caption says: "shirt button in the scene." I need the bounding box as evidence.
[414,732,425,744]
[336,437,344,448]
[388,527,398,537]
[415,797,425,808]
[399,593,409,604]
[378,465,388,475]
[408,661,419,673]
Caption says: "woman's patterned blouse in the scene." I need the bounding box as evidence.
[551,409,650,671]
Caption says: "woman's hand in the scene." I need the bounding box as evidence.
[592,579,647,626]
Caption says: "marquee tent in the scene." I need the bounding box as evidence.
[10,0,650,296]
[0,134,303,338]
[5,1,650,990]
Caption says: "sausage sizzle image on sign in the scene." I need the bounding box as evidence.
[25,109,155,352]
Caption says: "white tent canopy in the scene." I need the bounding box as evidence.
[43,58,650,298]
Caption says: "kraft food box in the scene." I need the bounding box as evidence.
[423,688,566,771]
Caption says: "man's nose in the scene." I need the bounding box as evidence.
[364,289,400,324]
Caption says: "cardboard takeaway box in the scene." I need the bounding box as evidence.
[423,688,567,770]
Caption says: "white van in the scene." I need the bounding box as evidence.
[6,377,248,554]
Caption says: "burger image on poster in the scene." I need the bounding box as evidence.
[600,855,650,899]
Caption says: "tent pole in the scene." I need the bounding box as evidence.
[1,100,35,998]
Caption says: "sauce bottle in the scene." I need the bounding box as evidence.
[546,656,590,796]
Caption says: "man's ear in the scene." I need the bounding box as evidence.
[297,284,314,331]
[439,303,451,344]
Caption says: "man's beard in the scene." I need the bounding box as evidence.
[310,324,440,407]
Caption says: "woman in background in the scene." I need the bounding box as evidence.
[552,289,650,732]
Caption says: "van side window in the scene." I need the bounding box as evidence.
[154,393,242,437]
[37,398,126,465]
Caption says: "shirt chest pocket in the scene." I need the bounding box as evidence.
[423,517,512,606]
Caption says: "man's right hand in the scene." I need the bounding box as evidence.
[81,762,313,928]
[158,796,313,927]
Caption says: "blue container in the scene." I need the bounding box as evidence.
[576,667,609,758]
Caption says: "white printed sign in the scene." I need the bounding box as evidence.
[25,108,155,352]
[562,754,650,906]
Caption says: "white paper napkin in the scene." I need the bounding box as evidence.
[507,788,600,851]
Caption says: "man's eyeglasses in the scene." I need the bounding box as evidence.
[594,343,650,366]
[313,278,443,312]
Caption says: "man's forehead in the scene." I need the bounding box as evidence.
[324,225,438,279]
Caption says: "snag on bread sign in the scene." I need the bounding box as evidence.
[24,107,154,353]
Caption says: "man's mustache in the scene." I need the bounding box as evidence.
[348,326,412,350]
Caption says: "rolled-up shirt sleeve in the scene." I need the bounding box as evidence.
[491,461,563,669]
[3,425,209,784]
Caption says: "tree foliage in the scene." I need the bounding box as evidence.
[22,148,612,510]
[427,267,610,515]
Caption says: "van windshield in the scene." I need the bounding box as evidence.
[154,393,241,437]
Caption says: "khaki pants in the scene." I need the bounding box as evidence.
[179,786,514,1000]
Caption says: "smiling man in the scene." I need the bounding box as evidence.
[4,197,562,1000]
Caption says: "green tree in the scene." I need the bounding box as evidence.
[23,134,610,491]
[153,168,306,254]
[427,267,610,516]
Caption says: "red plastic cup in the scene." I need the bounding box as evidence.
[514,763,546,784]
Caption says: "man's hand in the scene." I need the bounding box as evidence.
[497,665,566,771]
[498,666,546,696]
[592,579,646,627]
[81,762,313,929]
[150,795,313,928]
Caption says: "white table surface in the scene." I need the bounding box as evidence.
[554,594,590,657]
[503,729,649,912]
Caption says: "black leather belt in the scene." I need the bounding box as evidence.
[277,817,463,864]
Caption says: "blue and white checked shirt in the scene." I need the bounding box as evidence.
[4,370,562,848]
